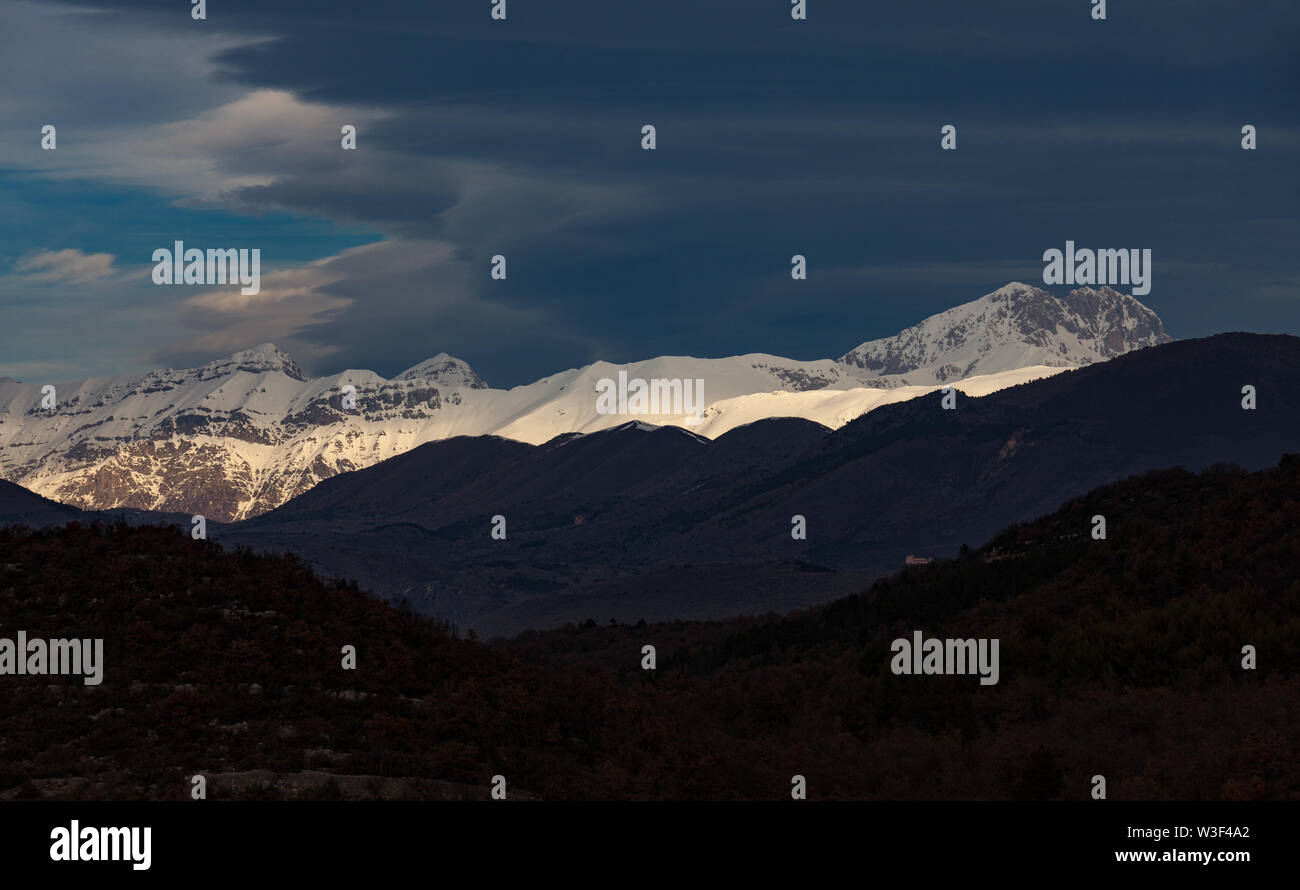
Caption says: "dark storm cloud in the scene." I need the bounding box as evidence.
[19,0,1300,383]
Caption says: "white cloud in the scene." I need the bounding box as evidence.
[14,248,117,283]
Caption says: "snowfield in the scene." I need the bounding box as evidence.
[0,283,1170,520]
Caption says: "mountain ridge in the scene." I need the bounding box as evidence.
[215,332,1300,636]
[839,282,1170,382]
[0,283,1170,520]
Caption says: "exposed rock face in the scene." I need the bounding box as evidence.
[839,283,1171,383]
[0,285,1171,521]
[0,344,480,522]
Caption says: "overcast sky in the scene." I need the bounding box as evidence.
[1,0,1296,386]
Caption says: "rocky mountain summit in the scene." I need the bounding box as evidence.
[0,284,1170,520]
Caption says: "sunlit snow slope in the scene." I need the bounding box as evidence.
[0,284,1169,520]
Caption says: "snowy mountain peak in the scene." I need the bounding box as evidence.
[396,353,487,389]
[199,343,307,382]
[0,281,1172,522]
[989,281,1041,298]
[837,282,1170,384]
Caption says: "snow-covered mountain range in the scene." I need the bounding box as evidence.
[0,283,1170,520]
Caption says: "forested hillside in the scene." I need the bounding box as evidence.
[2,456,1297,799]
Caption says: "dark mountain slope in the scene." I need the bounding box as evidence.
[253,435,535,523]
[669,333,1300,569]
[216,334,1300,632]
[3,456,1297,800]
[0,479,82,528]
